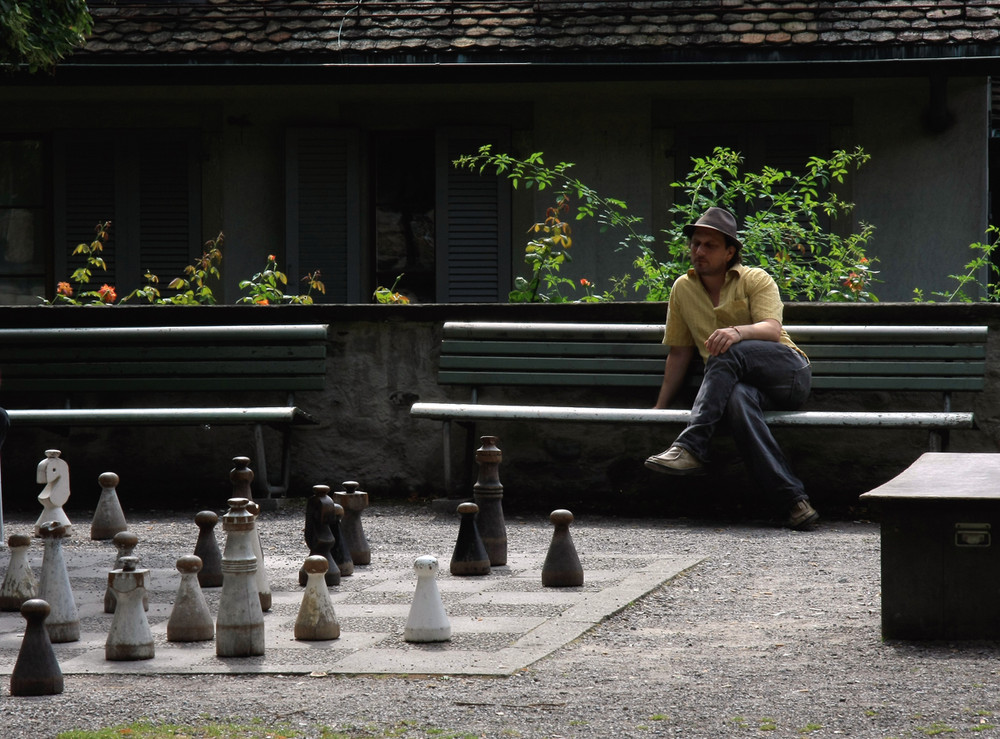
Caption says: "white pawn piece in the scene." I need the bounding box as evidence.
[294,555,341,641]
[37,521,79,643]
[403,555,451,643]
[167,555,214,642]
[0,534,37,611]
[90,471,127,540]
[216,498,265,657]
[245,500,271,612]
[34,450,72,537]
[105,556,154,660]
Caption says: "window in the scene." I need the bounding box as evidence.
[286,126,510,303]
[0,138,48,304]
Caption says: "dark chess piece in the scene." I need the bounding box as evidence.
[541,509,584,587]
[450,502,491,576]
[194,510,224,588]
[333,481,371,565]
[329,502,354,577]
[90,471,128,540]
[230,456,254,499]
[473,436,507,566]
[10,599,64,696]
[333,480,372,565]
[300,485,339,587]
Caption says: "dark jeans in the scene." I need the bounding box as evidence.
[673,340,811,507]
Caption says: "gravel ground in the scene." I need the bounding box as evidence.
[3,501,1000,739]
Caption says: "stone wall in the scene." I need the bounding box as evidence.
[0,302,996,518]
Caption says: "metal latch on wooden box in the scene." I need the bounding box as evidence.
[955,523,991,547]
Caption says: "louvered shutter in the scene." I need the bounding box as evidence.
[135,137,200,288]
[54,134,118,292]
[285,129,361,303]
[436,129,511,303]
[54,131,200,297]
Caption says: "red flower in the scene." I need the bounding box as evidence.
[56,282,73,297]
[97,284,117,304]
[580,278,592,287]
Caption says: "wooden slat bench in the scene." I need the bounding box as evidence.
[410,321,988,491]
[0,323,329,538]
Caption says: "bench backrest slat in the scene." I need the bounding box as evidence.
[0,324,329,394]
[437,322,988,394]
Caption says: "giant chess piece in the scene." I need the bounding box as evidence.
[0,533,37,611]
[105,531,147,613]
[34,450,72,537]
[193,510,224,588]
[216,497,265,657]
[450,502,491,576]
[105,556,154,660]
[541,509,584,587]
[230,456,254,499]
[329,502,354,578]
[473,436,507,566]
[333,480,371,565]
[10,599,64,696]
[90,471,128,540]
[231,459,271,611]
[300,485,339,587]
[294,555,341,641]
[37,521,79,643]
[404,555,451,643]
[167,555,214,642]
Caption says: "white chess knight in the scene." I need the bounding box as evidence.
[34,450,72,537]
[403,555,451,643]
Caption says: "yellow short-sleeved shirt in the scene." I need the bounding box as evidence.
[664,265,805,364]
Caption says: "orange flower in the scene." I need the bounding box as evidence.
[255,298,269,305]
[56,281,73,297]
[97,284,117,304]
[580,278,592,287]
[267,254,276,263]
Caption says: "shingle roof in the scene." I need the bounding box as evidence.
[72,1,1000,67]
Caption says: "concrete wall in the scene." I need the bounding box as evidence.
[0,303,996,522]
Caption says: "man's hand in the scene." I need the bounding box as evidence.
[705,326,742,357]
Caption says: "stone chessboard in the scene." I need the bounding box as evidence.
[0,509,699,677]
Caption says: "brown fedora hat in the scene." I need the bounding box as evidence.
[682,206,742,249]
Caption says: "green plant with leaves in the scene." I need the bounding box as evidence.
[237,254,325,305]
[454,146,651,302]
[913,225,1000,302]
[373,273,411,304]
[457,144,875,302]
[123,232,224,305]
[0,0,93,72]
[648,145,876,302]
[41,220,117,306]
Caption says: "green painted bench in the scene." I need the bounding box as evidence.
[0,323,328,502]
[410,321,988,491]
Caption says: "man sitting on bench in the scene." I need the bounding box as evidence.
[644,206,819,531]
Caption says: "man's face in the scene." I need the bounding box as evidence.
[689,226,735,278]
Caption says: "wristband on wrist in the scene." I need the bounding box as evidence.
[731,326,743,340]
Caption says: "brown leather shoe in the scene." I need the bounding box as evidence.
[788,499,819,530]
[644,445,705,475]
